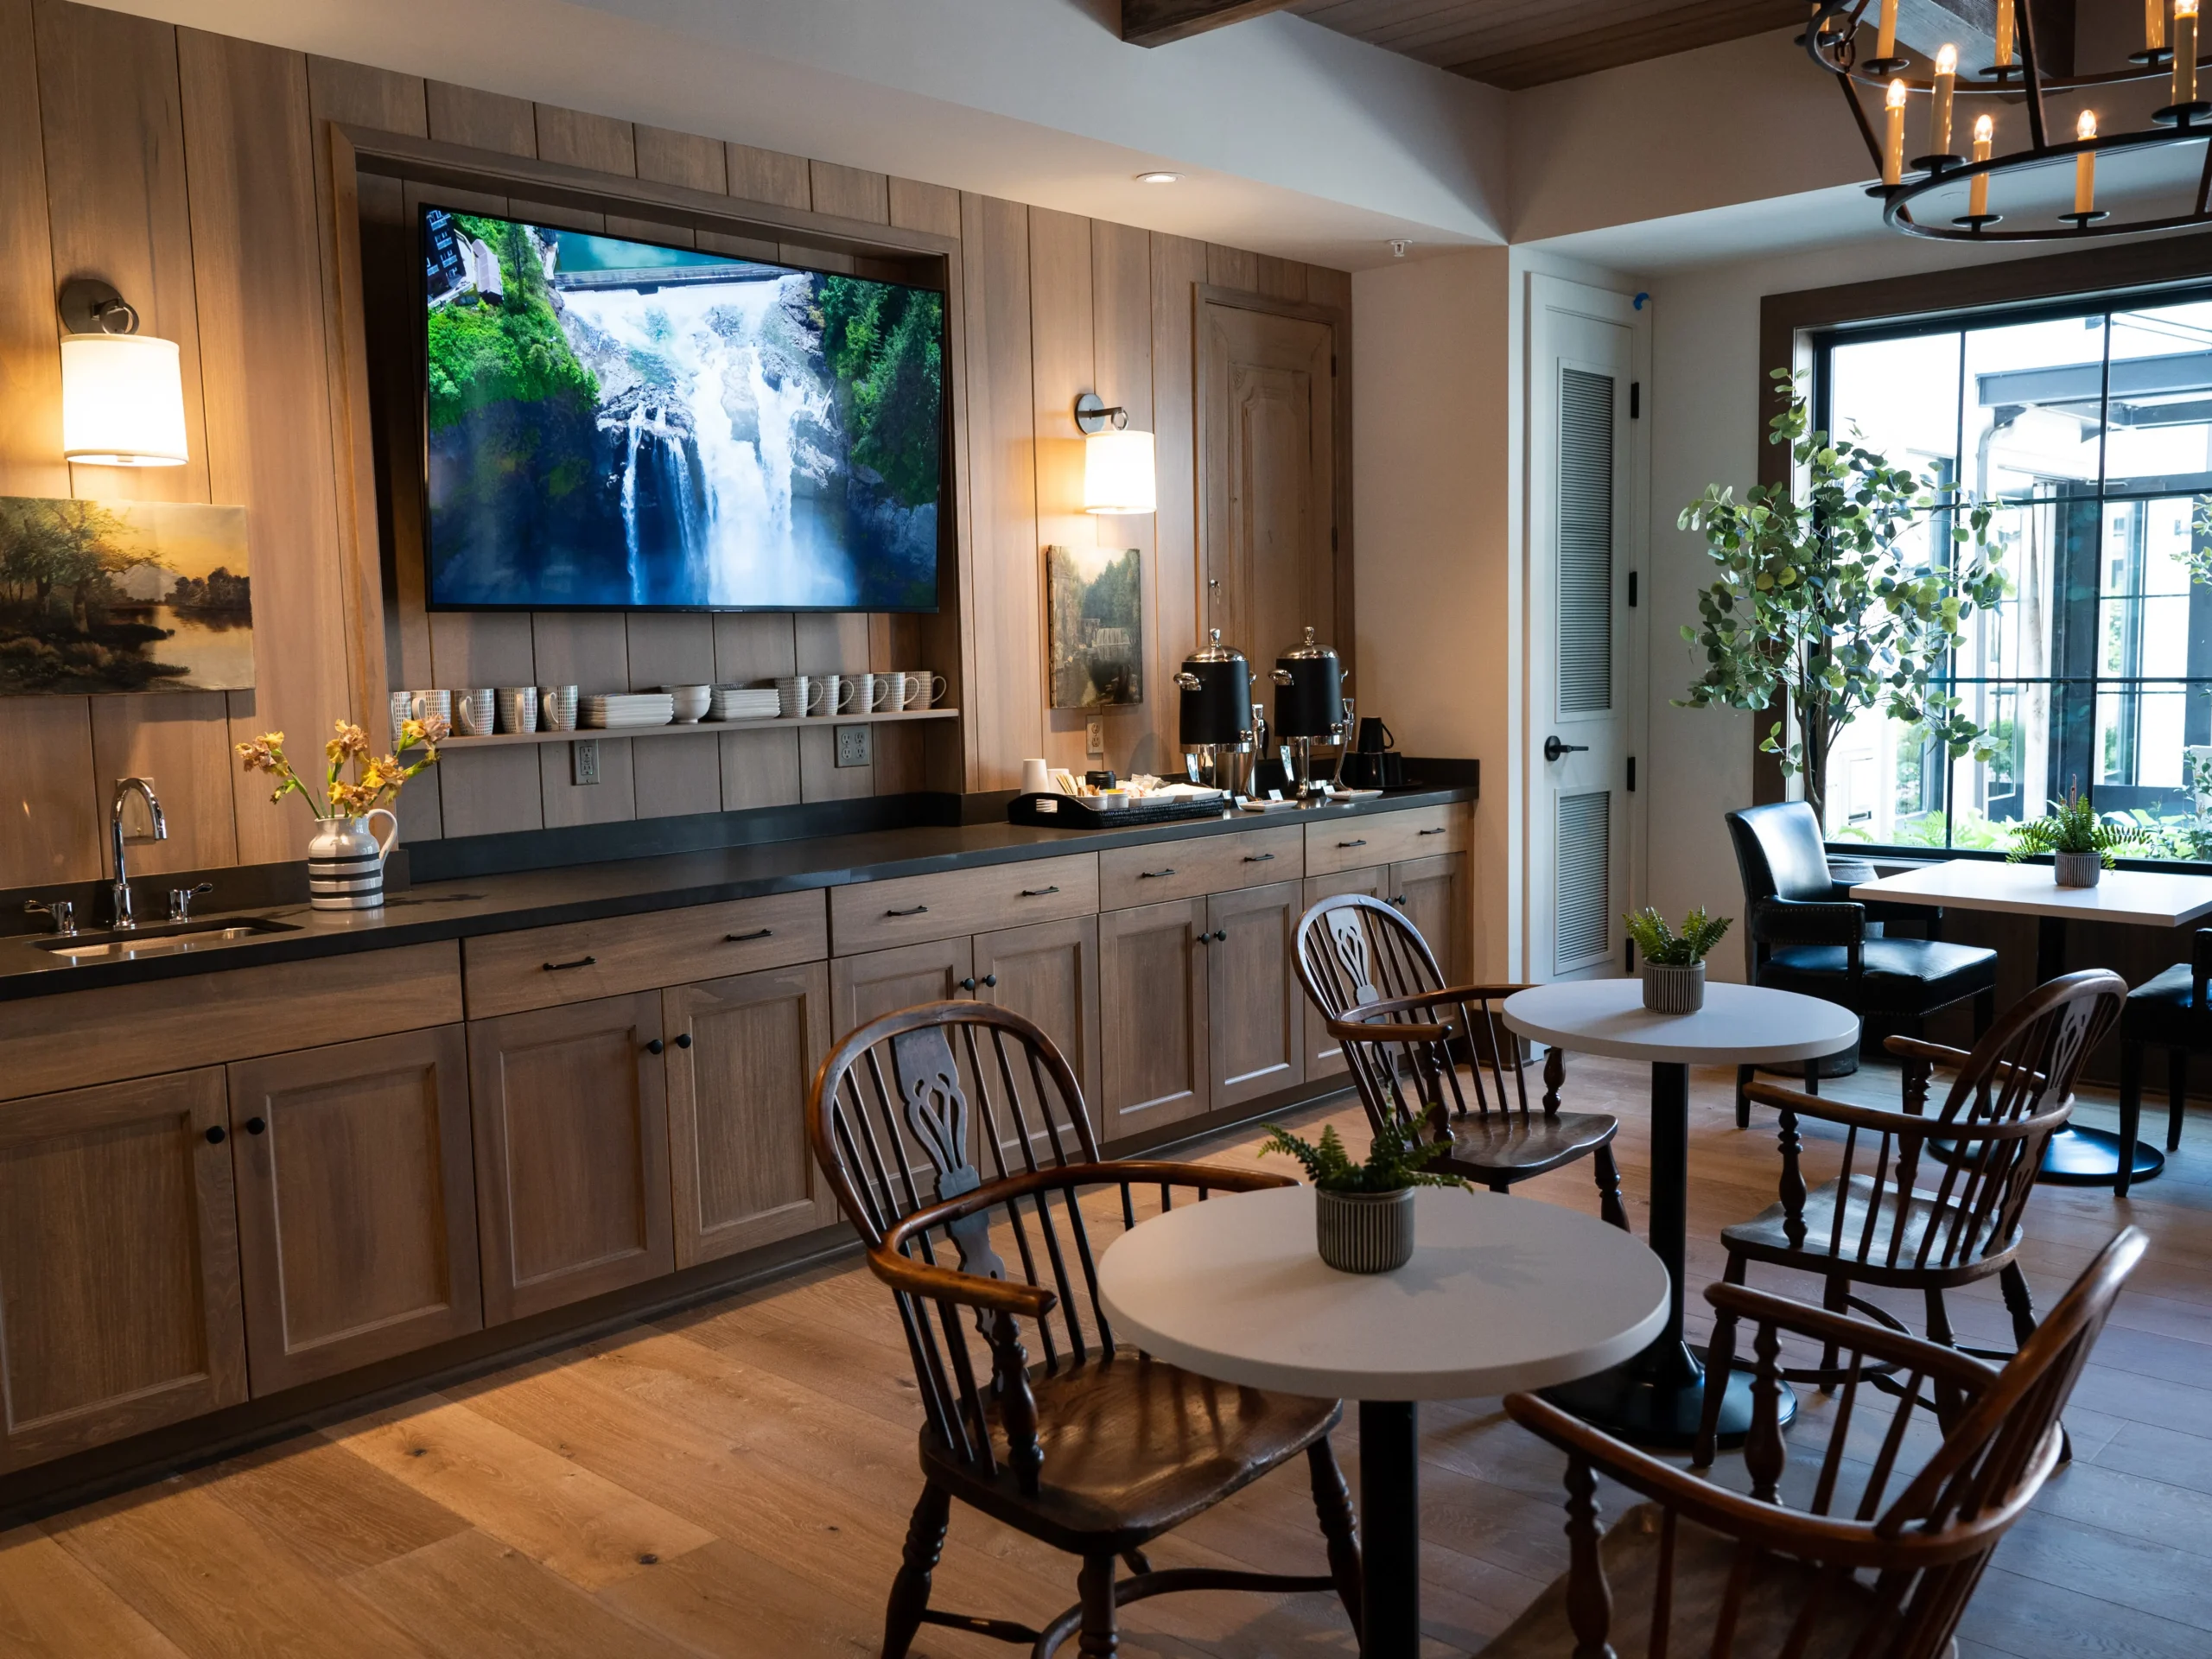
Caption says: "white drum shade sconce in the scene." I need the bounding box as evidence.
[1075,391,1156,516]
[60,279,188,467]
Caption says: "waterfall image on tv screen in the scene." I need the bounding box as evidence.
[421,206,943,612]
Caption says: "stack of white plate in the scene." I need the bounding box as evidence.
[582,692,675,729]
[710,686,782,721]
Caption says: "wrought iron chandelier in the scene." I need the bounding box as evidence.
[1808,0,2212,240]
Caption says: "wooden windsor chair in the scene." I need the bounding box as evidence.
[806,1000,1363,1659]
[1694,968,2126,1467]
[1294,893,1628,1227]
[1485,1225,2146,1659]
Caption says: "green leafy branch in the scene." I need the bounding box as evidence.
[1258,1120,1461,1194]
[1623,906,1732,965]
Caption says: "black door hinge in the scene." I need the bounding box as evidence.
[1630,381,1641,418]
[1628,570,1638,607]
[1627,756,1637,792]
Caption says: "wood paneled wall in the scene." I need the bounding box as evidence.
[0,0,1352,885]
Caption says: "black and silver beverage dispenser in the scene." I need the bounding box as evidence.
[1268,626,1344,791]
[1175,630,1253,791]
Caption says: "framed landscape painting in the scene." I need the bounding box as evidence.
[1047,543,1142,709]
[0,496,252,696]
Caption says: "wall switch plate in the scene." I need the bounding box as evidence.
[835,724,871,768]
[1086,719,1104,757]
[571,739,601,785]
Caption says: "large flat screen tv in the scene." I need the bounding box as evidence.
[420,205,944,612]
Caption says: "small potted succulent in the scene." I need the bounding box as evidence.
[1624,906,1732,1014]
[1259,1119,1462,1274]
[2007,784,2143,887]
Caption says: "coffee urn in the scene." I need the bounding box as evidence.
[1175,630,1254,791]
[1268,626,1344,791]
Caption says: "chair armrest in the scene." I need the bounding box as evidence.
[1744,1082,2069,1143]
[1326,1013,1452,1044]
[1751,897,1866,947]
[1883,1035,1972,1071]
[864,1245,1058,1319]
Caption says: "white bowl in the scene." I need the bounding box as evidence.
[669,685,713,724]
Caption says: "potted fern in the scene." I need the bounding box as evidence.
[1259,1120,1462,1273]
[1624,906,1732,1014]
[2007,785,2144,887]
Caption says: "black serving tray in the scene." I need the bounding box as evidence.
[1007,791,1230,829]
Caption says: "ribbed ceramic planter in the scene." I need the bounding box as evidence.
[2053,852,2102,888]
[1643,959,1707,1014]
[1315,1186,1414,1274]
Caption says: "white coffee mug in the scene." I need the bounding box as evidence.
[540,685,579,733]
[775,676,823,718]
[496,686,539,734]
[397,690,451,740]
[454,688,496,736]
[879,672,909,713]
[816,673,859,717]
[854,672,895,713]
[900,672,947,710]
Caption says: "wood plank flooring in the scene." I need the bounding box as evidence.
[3,1054,2208,1656]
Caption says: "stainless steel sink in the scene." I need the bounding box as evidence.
[32,915,301,964]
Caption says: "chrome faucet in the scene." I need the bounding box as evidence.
[110,777,167,930]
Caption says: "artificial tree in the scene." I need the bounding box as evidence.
[1678,370,2006,828]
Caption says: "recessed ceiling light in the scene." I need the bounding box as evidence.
[1135,170,1182,185]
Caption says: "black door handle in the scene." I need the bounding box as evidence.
[1019,886,1059,897]
[1140,868,1176,879]
[645,1037,664,1055]
[887,905,930,918]
[1243,852,1275,863]
[674,1033,692,1049]
[1543,735,1591,763]
[205,1124,226,1145]
[245,1117,267,1135]
[543,954,597,972]
[725,928,772,943]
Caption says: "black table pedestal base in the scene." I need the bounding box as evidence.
[1357,1400,1420,1659]
[1540,1341,1795,1451]
[2039,1124,2166,1186]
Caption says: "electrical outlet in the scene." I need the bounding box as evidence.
[1085,719,1104,757]
[835,724,871,768]
[571,739,601,785]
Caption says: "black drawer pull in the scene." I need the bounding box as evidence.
[1242,852,1275,863]
[675,1033,693,1049]
[726,928,773,943]
[645,1037,665,1056]
[1418,826,1447,836]
[1140,868,1177,879]
[1020,886,1060,897]
[245,1116,266,1135]
[887,904,930,917]
[982,973,998,988]
[205,1124,226,1145]
[1338,838,1367,849]
[543,954,597,972]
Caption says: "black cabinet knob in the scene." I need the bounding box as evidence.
[1389,894,1408,907]
[205,1125,226,1145]
[245,1116,266,1135]
[1212,928,1228,942]
[645,1037,665,1055]
[674,1032,693,1049]
[982,973,998,988]
[959,976,977,991]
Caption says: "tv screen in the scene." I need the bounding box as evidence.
[420,205,944,612]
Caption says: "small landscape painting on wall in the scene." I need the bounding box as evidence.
[0,496,252,696]
[1047,543,1142,709]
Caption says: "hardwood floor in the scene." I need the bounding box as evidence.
[3,1053,2208,1656]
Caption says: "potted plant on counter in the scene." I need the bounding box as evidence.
[236,717,445,911]
[2007,784,2144,887]
[1624,906,1732,1014]
[1259,1120,1462,1274]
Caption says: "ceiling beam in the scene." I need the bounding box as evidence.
[1120,1,1304,49]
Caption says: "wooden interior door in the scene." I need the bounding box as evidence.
[1205,880,1306,1109]
[0,1069,245,1472]
[1301,865,1389,1080]
[1199,301,1338,664]
[1098,899,1211,1136]
[974,916,1102,1109]
[227,1027,480,1393]
[467,992,674,1325]
[1390,852,1471,986]
[664,963,836,1268]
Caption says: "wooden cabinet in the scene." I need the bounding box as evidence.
[1389,851,1471,986]
[1206,880,1306,1109]
[1096,825,1303,909]
[1303,802,1468,876]
[1099,899,1211,1135]
[975,916,1102,1109]
[467,992,675,1325]
[832,936,976,1034]
[830,855,1098,954]
[664,963,836,1268]
[0,1070,245,1473]
[227,1027,481,1393]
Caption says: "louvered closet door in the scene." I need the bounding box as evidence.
[1529,282,1636,982]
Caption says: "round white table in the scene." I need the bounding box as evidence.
[1098,1183,1669,1659]
[1501,979,1859,1450]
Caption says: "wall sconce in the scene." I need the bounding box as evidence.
[60,279,188,467]
[1075,391,1156,516]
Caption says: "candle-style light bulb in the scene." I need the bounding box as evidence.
[1996,0,2017,67]
[2151,0,2169,52]
[2075,108,2099,215]
[2179,0,2201,106]
[1876,0,1899,60]
[1931,44,1960,156]
[1885,77,1909,184]
[1969,112,1994,218]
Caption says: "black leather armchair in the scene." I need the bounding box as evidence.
[1725,803,1998,1126]
[2115,928,2209,1194]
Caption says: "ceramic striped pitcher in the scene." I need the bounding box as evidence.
[308,811,398,911]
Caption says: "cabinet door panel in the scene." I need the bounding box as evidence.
[227,1027,480,1394]
[831,937,975,1035]
[0,1069,245,1472]
[1300,867,1388,1080]
[468,993,673,1325]
[1391,852,1471,985]
[665,963,835,1268]
[975,915,1101,1110]
[1206,880,1305,1109]
[1098,899,1210,1135]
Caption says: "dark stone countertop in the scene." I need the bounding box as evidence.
[0,785,1475,1003]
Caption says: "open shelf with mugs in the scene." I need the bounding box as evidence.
[429,706,960,750]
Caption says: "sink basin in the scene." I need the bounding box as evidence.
[32,914,301,965]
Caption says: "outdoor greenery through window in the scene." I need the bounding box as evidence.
[1816,291,2212,864]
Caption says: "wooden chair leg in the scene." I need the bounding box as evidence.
[1306,1439,1363,1636]
[2118,1041,2145,1198]
[1694,1254,1748,1466]
[1077,1554,1118,1657]
[1816,1274,1849,1386]
[2170,1046,2190,1154]
[1592,1143,1629,1231]
[1736,1064,1754,1129]
[883,1483,950,1659]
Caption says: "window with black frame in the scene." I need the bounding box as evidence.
[1816,293,2212,864]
